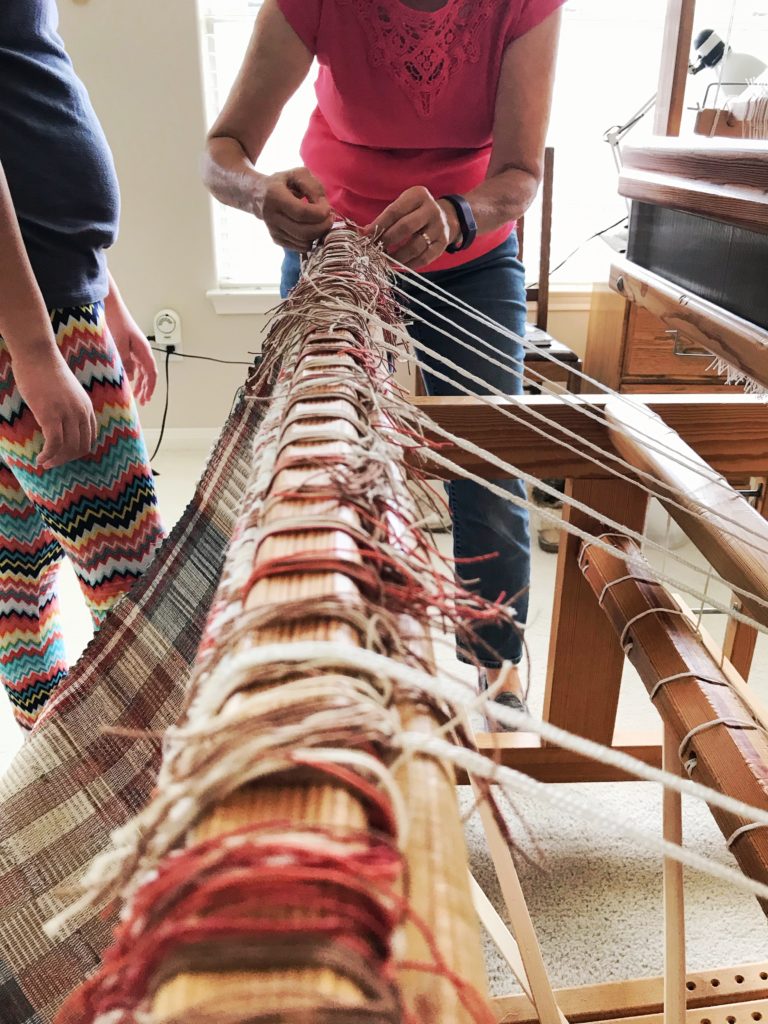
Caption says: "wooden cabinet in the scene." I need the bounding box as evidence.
[584,282,739,395]
[622,307,726,382]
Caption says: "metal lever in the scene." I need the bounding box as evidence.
[666,329,712,359]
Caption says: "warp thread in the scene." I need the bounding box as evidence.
[52,228,512,1024]
[51,225,768,1024]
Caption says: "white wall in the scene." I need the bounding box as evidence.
[59,0,259,430]
[58,0,590,432]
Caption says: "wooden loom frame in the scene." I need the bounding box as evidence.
[418,383,768,1024]
[111,210,768,1024]
[143,4,768,1017]
[422,0,768,1002]
[145,250,768,1022]
[413,0,768,1000]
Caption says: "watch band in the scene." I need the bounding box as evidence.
[441,194,478,253]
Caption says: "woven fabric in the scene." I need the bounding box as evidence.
[0,303,166,729]
[0,387,263,1024]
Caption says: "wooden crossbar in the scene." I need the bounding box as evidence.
[605,397,768,630]
[416,393,768,480]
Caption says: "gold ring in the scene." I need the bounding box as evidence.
[421,232,432,248]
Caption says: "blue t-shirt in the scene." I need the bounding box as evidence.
[0,0,120,309]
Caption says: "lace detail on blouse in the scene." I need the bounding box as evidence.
[337,0,498,118]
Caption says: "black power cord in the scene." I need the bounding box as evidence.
[525,214,629,290]
[145,337,259,466]
[148,343,255,367]
[148,346,171,465]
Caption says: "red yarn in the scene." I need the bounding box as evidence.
[56,826,403,1024]
[57,822,496,1024]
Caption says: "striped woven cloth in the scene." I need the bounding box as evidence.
[0,387,264,1023]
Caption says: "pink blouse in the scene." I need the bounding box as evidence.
[276,0,565,271]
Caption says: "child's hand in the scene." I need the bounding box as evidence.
[105,297,157,405]
[105,274,157,404]
[13,343,97,470]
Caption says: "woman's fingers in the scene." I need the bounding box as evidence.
[378,208,431,253]
[270,221,319,251]
[265,180,333,249]
[268,174,331,224]
[368,186,427,240]
[274,209,333,248]
[365,186,451,268]
[286,168,330,212]
[397,232,439,268]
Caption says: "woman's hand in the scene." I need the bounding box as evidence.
[260,167,334,251]
[105,275,157,405]
[364,187,461,269]
[13,342,97,470]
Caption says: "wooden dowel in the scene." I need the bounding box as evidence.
[470,874,533,1001]
[472,780,564,1024]
[662,724,687,1024]
[723,479,768,681]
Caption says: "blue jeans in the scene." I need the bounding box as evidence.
[280,235,530,667]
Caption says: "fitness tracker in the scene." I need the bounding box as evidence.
[441,194,478,253]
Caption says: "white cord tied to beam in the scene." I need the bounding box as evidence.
[597,573,660,608]
[618,606,689,654]
[579,532,649,567]
[679,717,767,776]
[727,822,768,850]
[649,671,730,703]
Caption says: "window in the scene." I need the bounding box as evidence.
[201,0,768,290]
[201,0,316,288]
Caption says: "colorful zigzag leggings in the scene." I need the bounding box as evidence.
[0,303,166,730]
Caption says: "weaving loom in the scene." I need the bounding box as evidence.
[3,214,768,1024]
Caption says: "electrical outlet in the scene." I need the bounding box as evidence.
[153,309,183,362]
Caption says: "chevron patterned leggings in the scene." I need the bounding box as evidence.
[0,303,166,730]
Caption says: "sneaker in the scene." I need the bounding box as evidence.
[537,526,560,553]
[478,670,529,732]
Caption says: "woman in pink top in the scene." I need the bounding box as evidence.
[204,0,564,721]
